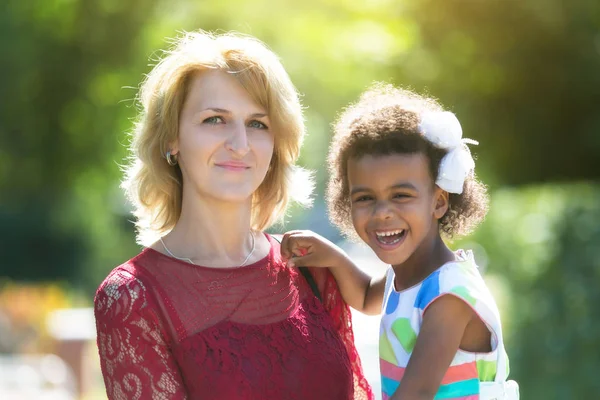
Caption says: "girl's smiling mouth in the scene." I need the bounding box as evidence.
[373,229,407,249]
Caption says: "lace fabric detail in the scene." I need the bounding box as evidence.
[94,269,188,399]
[94,235,374,399]
[172,296,353,399]
[311,267,375,400]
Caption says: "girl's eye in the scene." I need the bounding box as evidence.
[248,120,268,129]
[393,193,411,199]
[354,195,374,203]
[203,116,224,124]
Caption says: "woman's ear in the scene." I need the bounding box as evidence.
[169,140,179,156]
[433,186,449,220]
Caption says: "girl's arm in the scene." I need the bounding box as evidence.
[279,230,385,315]
[390,295,475,400]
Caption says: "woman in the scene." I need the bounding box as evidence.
[94,30,373,400]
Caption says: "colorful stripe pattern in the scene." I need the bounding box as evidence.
[379,250,509,399]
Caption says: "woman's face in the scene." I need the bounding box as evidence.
[172,70,275,204]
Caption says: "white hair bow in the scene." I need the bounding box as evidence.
[418,111,478,194]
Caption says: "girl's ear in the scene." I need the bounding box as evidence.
[433,186,449,220]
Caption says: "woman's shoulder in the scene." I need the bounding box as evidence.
[94,250,157,317]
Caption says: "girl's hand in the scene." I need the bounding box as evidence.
[279,230,348,269]
[278,230,385,316]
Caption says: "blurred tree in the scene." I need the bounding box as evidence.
[2,0,599,291]
[466,184,600,399]
[0,0,159,287]
[157,0,600,188]
[397,0,600,184]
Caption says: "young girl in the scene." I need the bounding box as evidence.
[281,84,519,399]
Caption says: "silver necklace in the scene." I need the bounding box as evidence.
[159,231,256,267]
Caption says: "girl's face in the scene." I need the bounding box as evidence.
[348,153,448,266]
[171,70,275,204]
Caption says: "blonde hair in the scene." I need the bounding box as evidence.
[122,31,313,245]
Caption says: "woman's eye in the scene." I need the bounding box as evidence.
[203,116,224,124]
[248,120,268,129]
[393,193,411,199]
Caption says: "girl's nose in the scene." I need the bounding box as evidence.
[372,201,393,220]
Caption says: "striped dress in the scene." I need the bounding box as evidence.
[379,250,511,400]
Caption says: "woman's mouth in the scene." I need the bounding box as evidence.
[215,161,250,171]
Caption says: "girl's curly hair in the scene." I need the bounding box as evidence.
[327,84,489,240]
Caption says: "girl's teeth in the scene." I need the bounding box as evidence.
[375,230,406,245]
[376,230,403,237]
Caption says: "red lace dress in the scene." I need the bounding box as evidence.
[94,234,374,400]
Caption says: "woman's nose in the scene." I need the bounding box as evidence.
[225,122,250,157]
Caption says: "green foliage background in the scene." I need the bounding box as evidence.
[2,0,599,397]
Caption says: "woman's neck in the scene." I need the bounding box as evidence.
[157,191,265,268]
[392,232,455,291]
